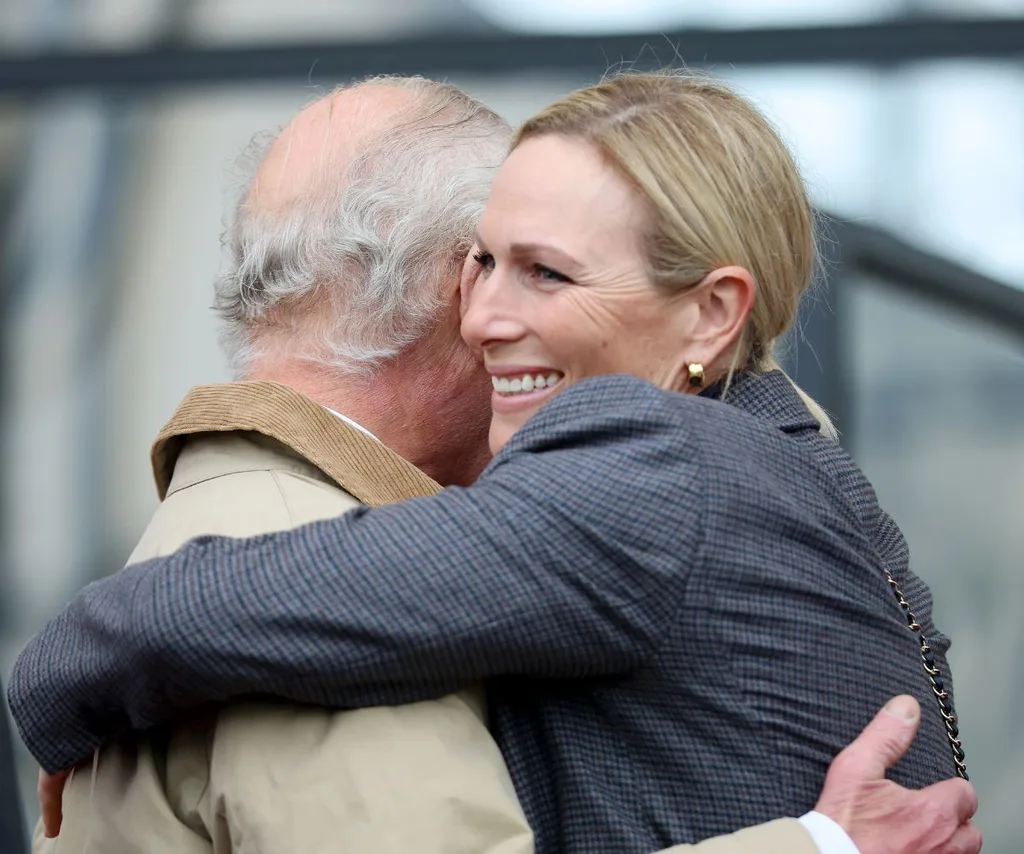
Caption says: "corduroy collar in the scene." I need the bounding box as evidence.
[151,381,442,507]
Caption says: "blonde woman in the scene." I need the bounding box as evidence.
[14,72,974,854]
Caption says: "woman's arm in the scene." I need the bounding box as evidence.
[9,375,704,773]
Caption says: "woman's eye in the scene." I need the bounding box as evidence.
[534,264,572,284]
[471,250,495,272]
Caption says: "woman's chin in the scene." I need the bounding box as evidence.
[488,381,567,454]
[489,413,528,456]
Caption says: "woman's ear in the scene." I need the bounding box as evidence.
[685,265,756,368]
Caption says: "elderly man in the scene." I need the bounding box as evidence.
[14,77,977,854]
[29,76,528,854]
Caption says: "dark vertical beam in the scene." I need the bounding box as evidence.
[0,133,23,636]
[0,180,28,853]
[785,220,854,443]
[75,97,144,584]
[0,675,26,854]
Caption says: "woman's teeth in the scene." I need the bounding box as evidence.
[492,372,563,395]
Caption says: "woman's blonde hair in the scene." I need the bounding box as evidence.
[513,71,838,441]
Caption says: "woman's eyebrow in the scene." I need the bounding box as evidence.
[508,242,582,269]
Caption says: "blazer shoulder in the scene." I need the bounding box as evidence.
[500,375,752,457]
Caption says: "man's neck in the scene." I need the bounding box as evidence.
[245,363,403,447]
[243,362,489,486]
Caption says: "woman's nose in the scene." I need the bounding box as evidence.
[460,264,527,352]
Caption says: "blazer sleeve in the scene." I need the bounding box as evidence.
[9,375,706,773]
[659,819,819,854]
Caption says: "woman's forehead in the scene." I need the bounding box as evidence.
[482,136,643,250]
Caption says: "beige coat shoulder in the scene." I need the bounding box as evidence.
[47,382,532,854]
[664,818,819,853]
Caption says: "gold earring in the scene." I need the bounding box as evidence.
[687,363,705,389]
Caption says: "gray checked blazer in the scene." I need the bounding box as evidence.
[9,371,958,854]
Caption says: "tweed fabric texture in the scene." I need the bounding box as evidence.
[9,372,957,854]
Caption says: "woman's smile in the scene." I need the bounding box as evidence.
[488,366,565,416]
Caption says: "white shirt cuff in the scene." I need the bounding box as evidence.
[798,811,861,854]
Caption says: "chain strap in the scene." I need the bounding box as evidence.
[884,568,968,780]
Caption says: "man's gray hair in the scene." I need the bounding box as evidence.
[215,76,512,377]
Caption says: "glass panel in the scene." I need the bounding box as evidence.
[847,278,1024,854]
[918,0,1024,15]
[724,62,1024,289]
[1,0,174,53]
[5,0,1023,50]
[883,62,1024,286]
[185,0,456,45]
[464,0,893,33]
[721,66,882,216]
[465,0,1024,33]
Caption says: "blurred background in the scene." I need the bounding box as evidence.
[0,0,1022,851]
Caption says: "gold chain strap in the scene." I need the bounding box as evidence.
[884,568,968,780]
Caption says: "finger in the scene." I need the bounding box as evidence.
[38,771,67,838]
[944,820,982,854]
[918,778,979,826]
[41,784,61,838]
[36,769,51,835]
[832,695,920,780]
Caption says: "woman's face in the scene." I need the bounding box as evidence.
[461,134,699,455]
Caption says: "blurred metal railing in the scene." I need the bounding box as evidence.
[1,16,1023,94]
[789,217,1024,436]
[842,221,1024,342]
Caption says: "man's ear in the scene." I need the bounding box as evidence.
[684,265,756,367]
